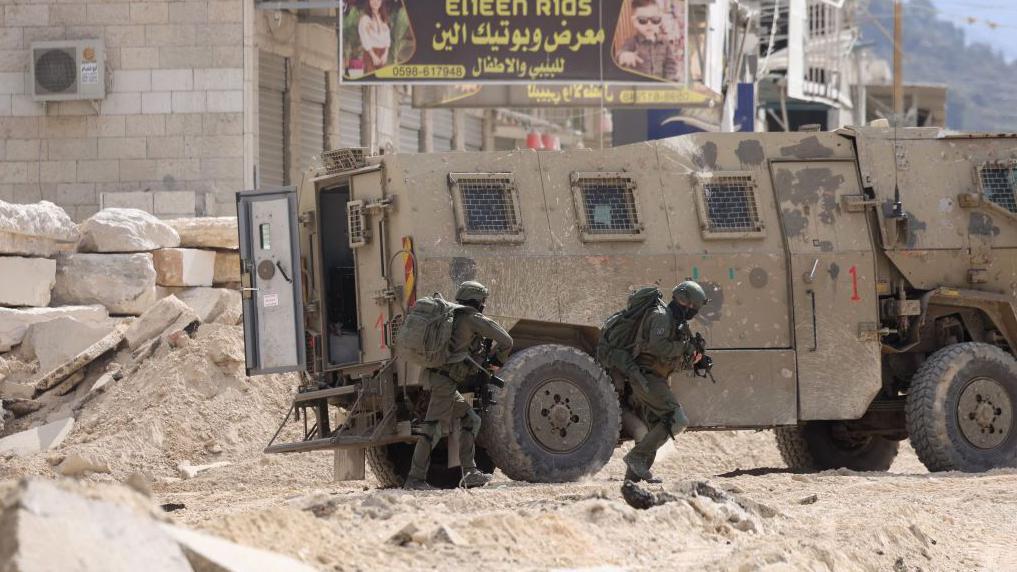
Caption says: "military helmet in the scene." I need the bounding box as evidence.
[672,280,708,310]
[455,280,489,303]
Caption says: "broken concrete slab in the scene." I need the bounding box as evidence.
[57,452,111,477]
[0,479,192,572]
[213,250,240,285]
[21,317,114,373]
[152,248,216,287]
[0,305,108,351]
[3,398,43,418]
[53,253,158,315]
[165,216,238,250]
[0,257,56,308]
[158,287,232,323]
[89,372,115,394]
[0,200,80,257]
[34,327,126,393]
[215,290,242,326]
[1,380,36,400]
[125,295,199,350]
[161,523,318,572]
[0,417,74,456]
[78,208,180,253]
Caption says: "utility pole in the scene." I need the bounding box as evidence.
[893,0,904,122]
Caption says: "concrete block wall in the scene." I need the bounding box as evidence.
[0,0,245,221]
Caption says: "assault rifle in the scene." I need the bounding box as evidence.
[686,332,716,383]
[462,354,506,413]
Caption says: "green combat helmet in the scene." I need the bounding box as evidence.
[455,281,489,303]
[672,281,708,319]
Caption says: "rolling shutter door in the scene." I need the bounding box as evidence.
[259,51,287,187]
[339,86,363,148]
[465,114,483,151]
[399,102,421,153]
[433,109,453,151]
[299,67,327,172]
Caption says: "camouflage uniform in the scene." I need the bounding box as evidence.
[408,305,512,484]
[620,302,694,479]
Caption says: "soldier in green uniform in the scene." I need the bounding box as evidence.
[620,281,708,483]
[404,281,514,491]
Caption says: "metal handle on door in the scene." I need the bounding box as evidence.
[807,289,818,352]
[804,258,819,284]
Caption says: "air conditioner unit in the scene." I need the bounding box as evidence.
[30,40,106,102]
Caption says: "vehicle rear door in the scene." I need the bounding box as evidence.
[237,188,306,375]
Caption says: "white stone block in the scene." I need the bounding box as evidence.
[153,191,195,216]
[113,70,152,93]
[152,248,215,287]
[206,90,243,113]
[166,216,238,249]
[5,5,49,27]
[0,95,13,116]
[101,191,154,212]
[0,305,108,351]
[53,253,159,315]
[161,524,318,572]
[0,200,79,257]
[21,316,114,373]
[0,256,56,307]
[12,95,44,117]
[0,72,25,95]
[98,137,148,160]
[0,418,74,456]
[193,68,242,91]
[125,294,197,349]
[157,286,232,322]
[213,250,239,284]
[141,91,172,114]
[171,91,205,113]
[152,69,193,92]
[102,92,142,115]
[79,208,180,252]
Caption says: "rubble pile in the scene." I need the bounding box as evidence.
[0,200,255,473]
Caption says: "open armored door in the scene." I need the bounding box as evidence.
[237,188,306,375]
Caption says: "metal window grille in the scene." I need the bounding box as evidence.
[459,178,517,233]
[347,200,367,248]
[321,148,367,176]
[449,173,524,243]
[574,175,640,235]
[978,165,1017,214]
[386,314,403,348]
[701,176,763,233]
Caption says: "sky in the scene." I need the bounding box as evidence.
[931,0,1017,62]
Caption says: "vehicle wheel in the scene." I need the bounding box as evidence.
[478,344,621,482]
[906,342,1017,472]
[366,442,494,489]
[774,421,899,472]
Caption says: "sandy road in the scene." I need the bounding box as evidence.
[154,431,1017,572]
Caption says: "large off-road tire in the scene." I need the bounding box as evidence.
[906,342,1017,472]
[366,442,495,489]
[478,344,621,482]
[774,421,899,472]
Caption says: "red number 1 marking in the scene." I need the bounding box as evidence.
[849,265,861,301]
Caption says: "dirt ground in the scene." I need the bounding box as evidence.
[3,323,1016,571]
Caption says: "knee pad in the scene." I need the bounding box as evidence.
[463,409,482,437]
[669,407,690,435]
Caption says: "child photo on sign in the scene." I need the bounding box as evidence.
[342,0,415,80]
[613,0,685,83]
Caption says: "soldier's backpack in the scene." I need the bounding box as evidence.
[395,293,464,368]
[596,286,663,369]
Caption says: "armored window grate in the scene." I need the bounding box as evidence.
[978,164,1017,214]
[321,148,367,176]
[578,176,640,233]
[347,200,367,248]
[449,173,524,243]
[701,176,763,233]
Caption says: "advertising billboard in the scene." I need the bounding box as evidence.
[341,0,688,84]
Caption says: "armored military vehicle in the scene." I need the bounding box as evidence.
[237,127,1017,486]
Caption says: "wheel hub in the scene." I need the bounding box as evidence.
[958,377,1013,450]
[527,379,593,453]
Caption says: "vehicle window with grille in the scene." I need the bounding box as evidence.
[459,178,517,233]
[703,176,761,232]
[979,165,1017,213]
[578,177,639,233]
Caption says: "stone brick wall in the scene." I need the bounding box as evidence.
[0,0,245,220]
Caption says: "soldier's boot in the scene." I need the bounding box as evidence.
[623,424,670,482]
[460,469,493,489]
